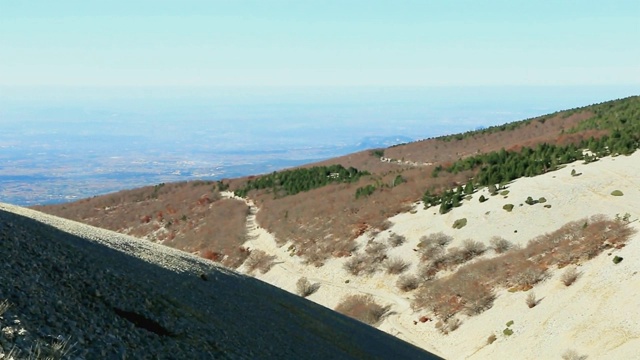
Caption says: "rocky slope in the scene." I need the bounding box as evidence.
[0,204,439,359]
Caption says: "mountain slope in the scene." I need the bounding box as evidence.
[0,204,439,359]
[34,96,640,267]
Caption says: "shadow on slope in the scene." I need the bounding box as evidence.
[0,209,440,359]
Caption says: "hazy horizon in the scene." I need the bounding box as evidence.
[1,85,638,206]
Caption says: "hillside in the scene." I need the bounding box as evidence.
[31,95,640,358]
[0,204,438,359]
[35,96,640,266]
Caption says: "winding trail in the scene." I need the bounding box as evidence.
[220,192,429,349]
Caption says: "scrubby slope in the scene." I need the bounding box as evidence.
[0,204,439,359]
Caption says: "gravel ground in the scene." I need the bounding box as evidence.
[0,204,439,360]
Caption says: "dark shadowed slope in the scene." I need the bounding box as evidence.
[0,207,440,359]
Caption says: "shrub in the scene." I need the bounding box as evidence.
[461,239,487,258]
[490,236,513,254]
[613,256,624,264]
[525,196,538,205]
[419,232,453,248]
[500,190,510,196]
[344,254,376,276]
[560,267,579,286]
[388,233,406,247]
[487,334,497,344]
[538,197,547,203]
[244,249,277,274]
[503,204,514,212]
[384,257,410,274]
[526,291,538,308]
[488,184,497,195]
[479,195,487,203]
[513,266,546,289]
[296,277,320,297]
[365,242,388,262]
[334,294,390,325]
[503,328,513,336]
[611,190,624,196]
[396,274,420,292]
[435,317,461,335]
[452,218,468,229]
[417,263,438,282]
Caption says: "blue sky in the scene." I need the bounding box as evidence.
[1,0,639,88]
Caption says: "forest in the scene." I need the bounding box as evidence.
[234,164,369,198]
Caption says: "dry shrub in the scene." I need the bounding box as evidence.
[388,232,406,247]
[296,277,320,297]
[462,283,496,316]
[335,294,390,325]
[512,264,547,290]
[487,334,497,344]
[526,291,538,308]
[365,242,388,262]
[244,249,277,274]
[419,242,445,261]
[435,317,462,335]
[560,267,580,286]
[384,257,410,274]
[490,236,513,253]
[461,239,487,258]
[343,254,378,276]
[221,246,252,269]
[396,274,420,292]
[418,232,453,248]
[417,263,438,282]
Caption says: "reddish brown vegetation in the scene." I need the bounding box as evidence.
[412,216,635,324]
[34,181,251,267]
[334,294,390,325]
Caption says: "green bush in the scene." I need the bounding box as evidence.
[611,190,624,196]
[452,218,468,229]
[538,197,547,203]
[613,256,623,264]
[479,195,487,203]
[503,204,514,212]
[525,196,539,205]
[500,190,510,196]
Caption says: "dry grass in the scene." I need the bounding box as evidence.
[384,257,410,275]
[560,267,580,286]
[334,294,390,325]
[244,249,277,274]
[396,274,420,292]
[296,277,320,297]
